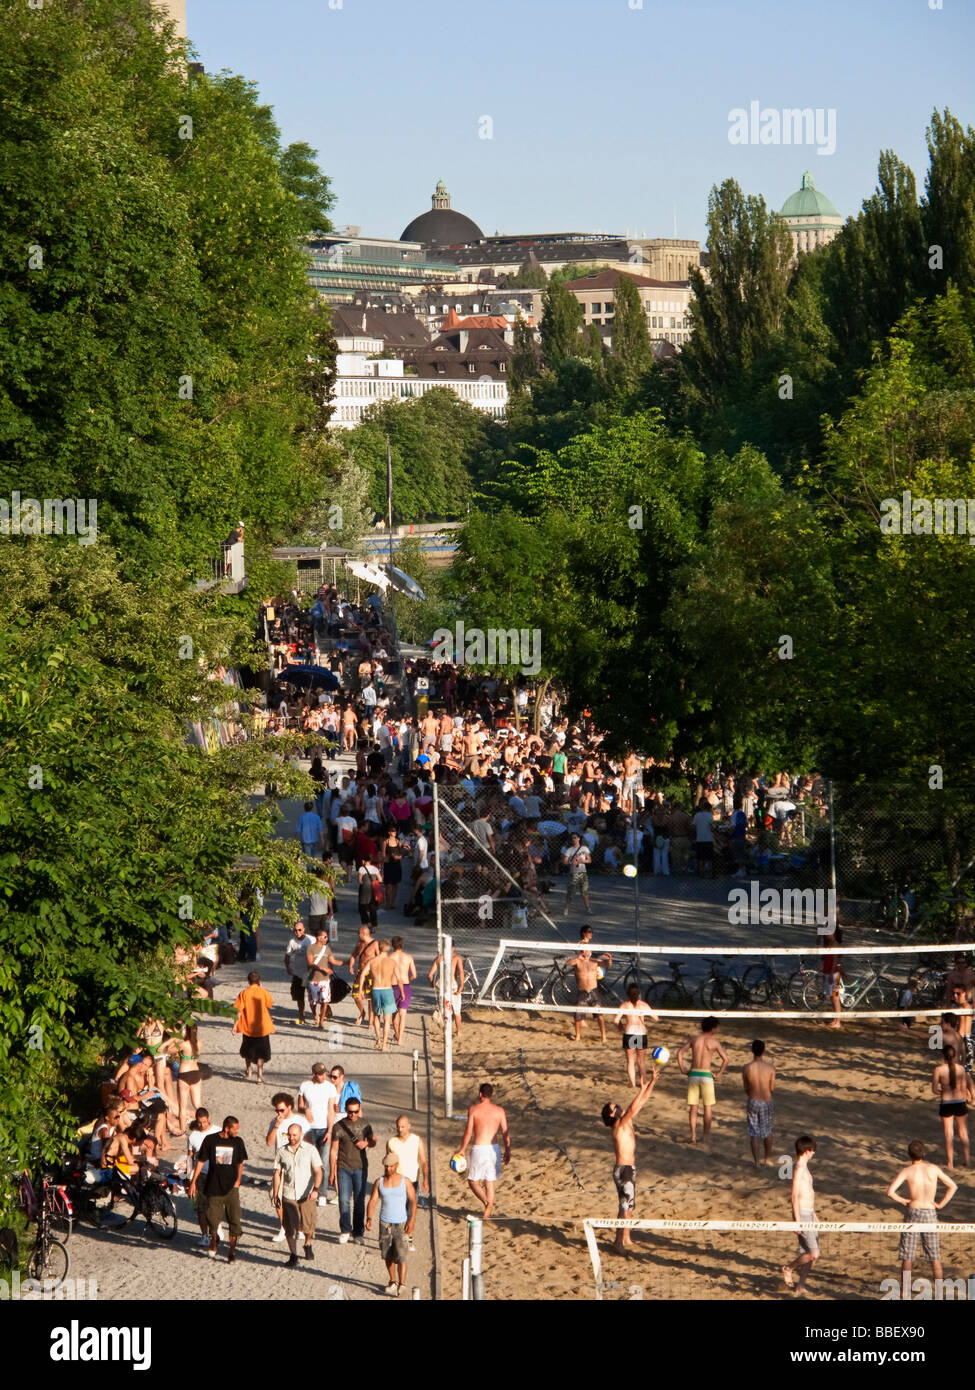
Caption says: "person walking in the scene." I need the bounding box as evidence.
[390,937,416,1047]
[455,1083,510,1220]
[297,1063,338,1169]
[329,1095,375,1244]
[296,801,324,860]
[305,927,341,1032]
[932,1044,975,1168]
[386,1115,429,1251]
[188,1115,247,1264]
[233,972,275,1083]
[284,920,310,1026]
[366,1152,417,1296]
[782,1136,818,1294]
[272,1123,323,1267]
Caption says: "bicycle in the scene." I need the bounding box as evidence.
[739,956,820,1008]
[801,963,899,1012]
[106,1166,178,1241]
[643,960,741,1011]
[491,955,615,1010]
[871,884,912,931]
[17,1172,70,1283]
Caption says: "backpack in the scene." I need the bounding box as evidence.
[339,1080,362,1111]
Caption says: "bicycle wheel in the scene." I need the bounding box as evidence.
[645,980,675,1011]
[700,975,741,1010]
[491,972,531,1005]
[28,1233,69,1283]
[802,973,828,1010]
[143,1187,178,1241]
[550,970,578,1008]
[741,965,773,1006]
[787,970,809,1007]
[46,1191,73,1243]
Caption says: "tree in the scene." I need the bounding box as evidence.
[508,318,541,395]
[0,542,323,1175]
[279,140,336,235]
[606,273,652,397]
[539,280,585,366]
[921,109,975,295]
[344,389,490,521]
[548,263,614,287]
[677,180,794,415]
[505,259,548,289]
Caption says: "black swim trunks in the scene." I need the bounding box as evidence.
[940,1100,968,1117]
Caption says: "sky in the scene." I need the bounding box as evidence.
[185,0,974,246]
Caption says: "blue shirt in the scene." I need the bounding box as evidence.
[297,812,322,844]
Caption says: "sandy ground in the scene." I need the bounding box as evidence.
[430,1008,975,1301]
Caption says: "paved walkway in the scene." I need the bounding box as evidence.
[69,781,437,1301]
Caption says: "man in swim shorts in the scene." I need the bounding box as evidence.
[390,936,416,1047]
[676,1016,728,1144]
[886,1140,957,1295]
[456,1083,510,1219]
[742,1039,776,1167]
[363,941,398,1053]
[782,1135,818,1294]
[601,1069,659,1253]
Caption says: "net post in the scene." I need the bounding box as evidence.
[462,1256,470,1301]
[468,1214,484,1300]
[583,1219,604,1300]
[444,933,453,1120]
[412,1049,419,1112]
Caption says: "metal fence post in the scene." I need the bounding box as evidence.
[468,1214,484,1300]
[444,934,453,1120]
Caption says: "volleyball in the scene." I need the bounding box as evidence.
[623,864,637,878]
[652,1046,670,1065]
[450,1153,468,1175]
[596,967,605,980]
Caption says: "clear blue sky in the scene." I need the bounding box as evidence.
[186,0,973,245]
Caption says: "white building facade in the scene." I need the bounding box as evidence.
[330,354,507,429]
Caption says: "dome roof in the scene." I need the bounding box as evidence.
[780,172,841,220]
[401,180,483,245]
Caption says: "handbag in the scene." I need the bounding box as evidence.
[371,875,384,904]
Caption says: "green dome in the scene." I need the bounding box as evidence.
[780,172,840,219]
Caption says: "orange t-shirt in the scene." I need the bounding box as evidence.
[235,986,275,1037]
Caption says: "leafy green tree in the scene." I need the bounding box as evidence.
[505,260,548,289]
[921,109,975,294]
[606,273,652,397]
[279,140,336,235]
[548,263,614,287]
[508,318,541,395]
[677,180,794,415]
[344,389,489,521]
[0,542,323,1176]
[539,280,585,365]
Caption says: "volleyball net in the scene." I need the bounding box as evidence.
[472,938,975,1019]
[582,1218,975,1301]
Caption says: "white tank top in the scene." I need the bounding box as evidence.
[388,1133,420,1182]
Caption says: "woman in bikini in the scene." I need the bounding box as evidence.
[933,1043,975,1169]
[164,1024,204,1135]
[138,1016,180,1131]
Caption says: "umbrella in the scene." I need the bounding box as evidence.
[384,565,426,602]
[347,560,390,591]
[276,665,340,691]
[536,821,568,837]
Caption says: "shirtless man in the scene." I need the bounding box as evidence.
[782,1135,818,1294]
[950,984,974,1072]
[939,1012,964,1066]
[676,1017,728,1143]
[621,751,641,815]
[944,955,975,1007]
[601,1070,659,1252]
[886,1140,957,1297]
[456,1083,510,1219]
[567,942,611,1044]
[613,985,658,1087]
[428,951,464,1038]
[363,941,398,1053]
[389,936,416,1046]
[349,924,380,1028]
[742,1039,776,1167]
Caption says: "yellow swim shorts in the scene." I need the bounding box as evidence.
[686,1070,716,1107]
